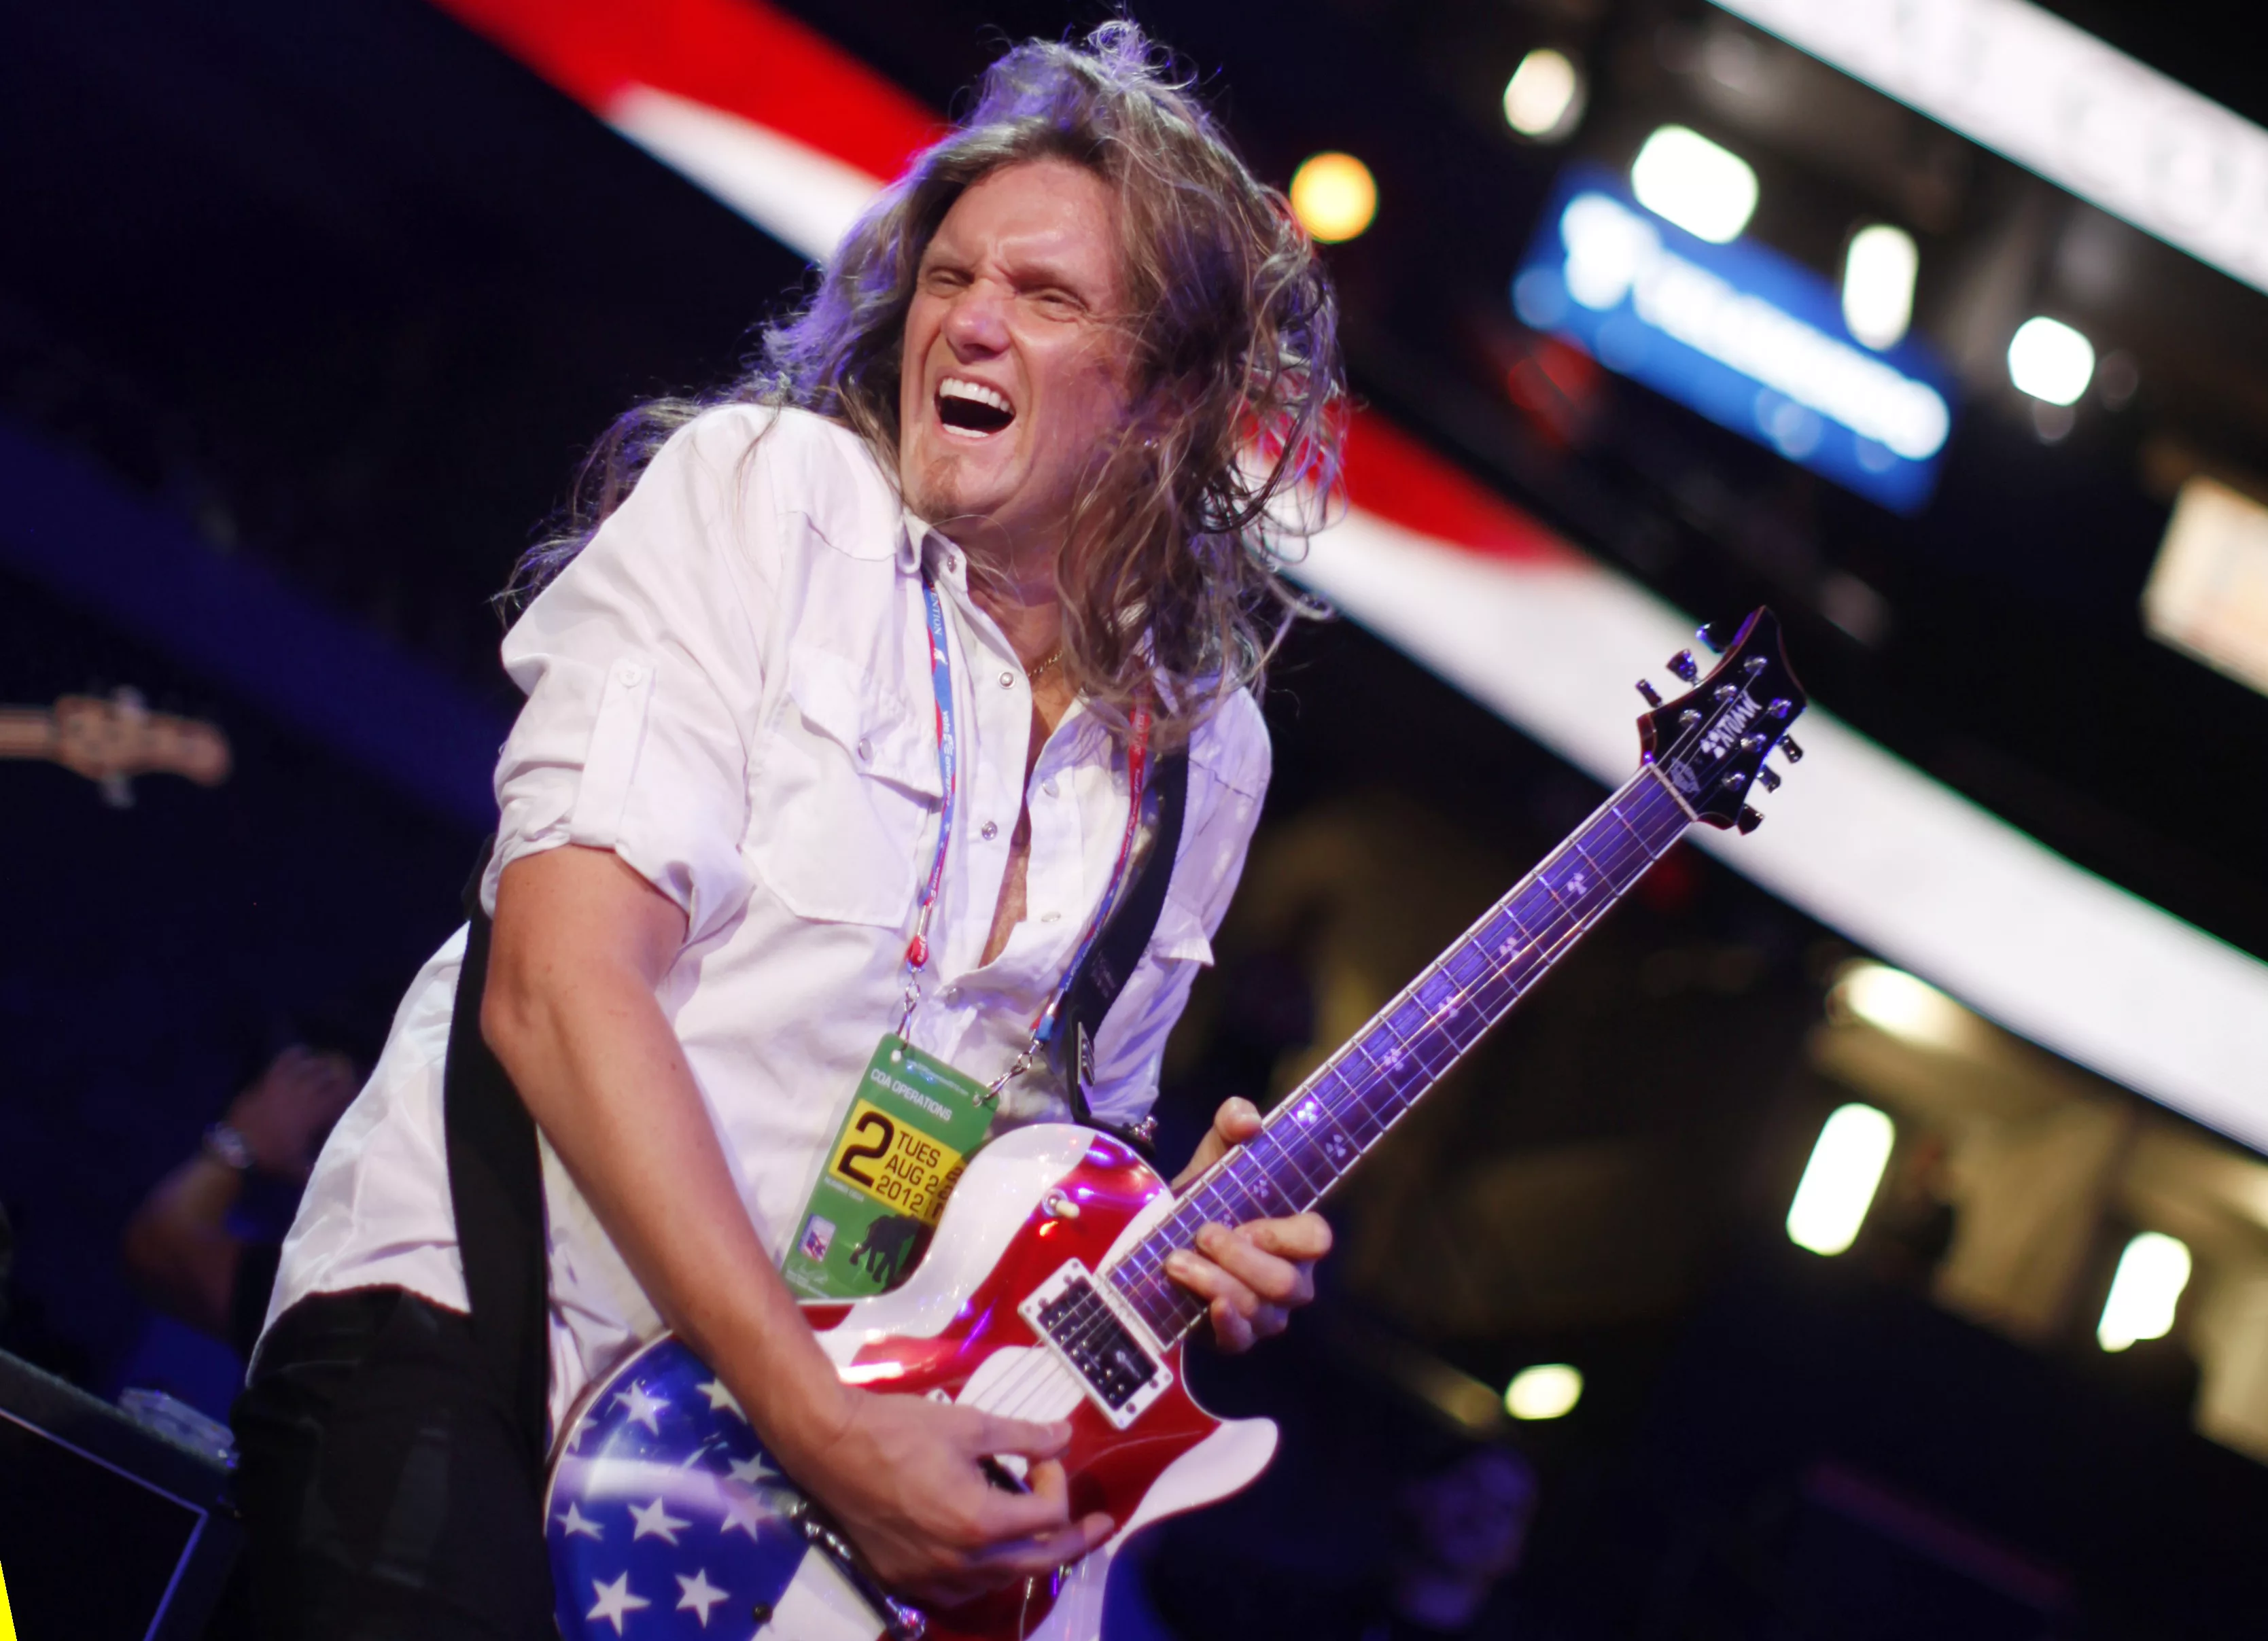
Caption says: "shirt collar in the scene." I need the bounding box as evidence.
[898,510,969,593]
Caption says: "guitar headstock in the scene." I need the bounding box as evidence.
[1636,608,1807,832]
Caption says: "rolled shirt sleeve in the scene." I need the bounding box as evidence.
[484,408,783,945]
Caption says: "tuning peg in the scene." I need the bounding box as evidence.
[1667,650,1700,684]
[1636,679,1663,707]
[1781,736,1805,763]
[1755,765,1781,792]
[1697,622,1726,654]
[1737,805,1763,834]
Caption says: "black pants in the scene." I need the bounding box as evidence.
[231,1288,554,1640]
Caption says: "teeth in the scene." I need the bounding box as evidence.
[939,379,1012,416]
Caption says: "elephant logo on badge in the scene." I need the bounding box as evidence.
[848,1214,932,1290]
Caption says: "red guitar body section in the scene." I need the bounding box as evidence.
[831,1135,1221,1640]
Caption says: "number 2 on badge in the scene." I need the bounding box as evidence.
[835,1110,894,1189]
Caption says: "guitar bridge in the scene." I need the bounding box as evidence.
[1018,1260,1171,1430]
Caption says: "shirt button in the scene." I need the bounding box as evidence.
[1041,911,1061,923]
[981,820,999,841]
[1042,777,1059,798]
[942,985,961,1004]
[856,737,871,762]
[613,661,646,687]
[998,670,1016,690]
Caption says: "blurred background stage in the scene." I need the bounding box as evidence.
[5,0,2268,1635]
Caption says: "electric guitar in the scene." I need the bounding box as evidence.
[546,610,1809,1641]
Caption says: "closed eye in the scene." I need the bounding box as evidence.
[1026,286,1092,319]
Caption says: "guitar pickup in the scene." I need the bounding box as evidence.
[1018,1260,1171,1430]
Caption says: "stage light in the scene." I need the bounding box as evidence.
[2008,317,2095,406]
[1504,49,1584,141]
[1832,960,1972,1051]
[1842,224,1917,350]
[1290,152,1377,244]
[1505,1363,1583,1420]
[2145,474,2268,699]
[1787,1103,1894,1256]
[2098,1231,2192,1351]
[1630,125,1757,243]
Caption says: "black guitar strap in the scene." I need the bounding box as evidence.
[442,837,551,1476]
[1047,747,1190,1157]
[438,746,1190,1468]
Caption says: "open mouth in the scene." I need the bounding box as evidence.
[937,378,1015,438]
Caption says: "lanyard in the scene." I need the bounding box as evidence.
[895,572,1153,1097]
[896,574,960,1033]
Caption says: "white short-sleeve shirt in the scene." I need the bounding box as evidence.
[264,406,1271,1436]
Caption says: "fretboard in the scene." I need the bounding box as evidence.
[1104,765,1693,1343]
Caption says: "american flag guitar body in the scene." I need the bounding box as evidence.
[546,611,1808,1641]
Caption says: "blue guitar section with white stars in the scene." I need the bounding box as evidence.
[548,1339,809,1636]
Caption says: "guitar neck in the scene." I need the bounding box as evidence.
[1104,764,1695,1344]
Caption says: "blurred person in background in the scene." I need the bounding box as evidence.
[1377,1444,1539,1638]
[122,1044,357,1361]
[232,22,1345,1640]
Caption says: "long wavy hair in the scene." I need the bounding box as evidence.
[505,22,1345,741]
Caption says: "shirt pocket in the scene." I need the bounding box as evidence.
[747,647,943,927]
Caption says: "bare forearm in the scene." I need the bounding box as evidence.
[121,1154,243,1337]
[484,850,847,1463]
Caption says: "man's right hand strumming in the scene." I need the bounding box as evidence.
[772,1388,1113,1605]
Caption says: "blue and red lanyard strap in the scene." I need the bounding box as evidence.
[896,574,960,1035]
[894,571,1153,1099]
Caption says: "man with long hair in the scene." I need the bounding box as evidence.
[233,24,1345,1637]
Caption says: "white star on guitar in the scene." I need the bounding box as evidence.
[628,1497,690,1544]
[585,1572,650,1636]
[675,1568,730,1628]
[610,1381,668,1434]
[694,1378,745,1420]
